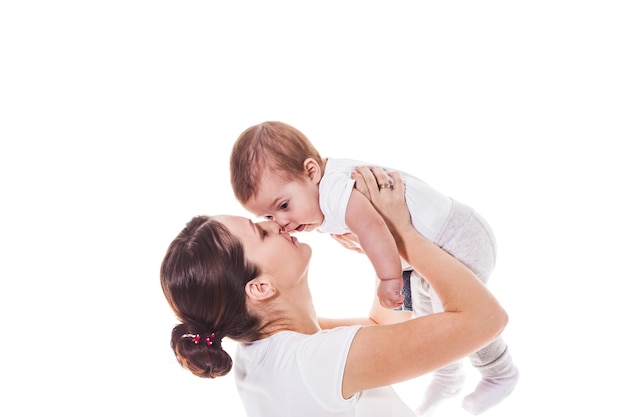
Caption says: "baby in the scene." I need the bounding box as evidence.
[229,121,519,416]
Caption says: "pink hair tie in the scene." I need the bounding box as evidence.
[183,332,220,347]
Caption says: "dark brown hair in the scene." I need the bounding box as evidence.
[230,121,323,204]
[160,215,263,378]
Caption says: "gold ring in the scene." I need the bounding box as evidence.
[378,182,392,190]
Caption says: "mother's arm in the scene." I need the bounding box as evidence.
[317,292,412,328]
[341,168,508,398]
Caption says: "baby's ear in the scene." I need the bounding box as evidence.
[245,274,277,301]
[303,158,322,184]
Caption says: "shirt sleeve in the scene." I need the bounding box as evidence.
[236,325,415,416]
[294,326,417,417]
[318,170,355,234]
[294,326,362,409]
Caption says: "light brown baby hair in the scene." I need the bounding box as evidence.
[230,121,323,204]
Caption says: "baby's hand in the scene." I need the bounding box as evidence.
[377,278,405,309]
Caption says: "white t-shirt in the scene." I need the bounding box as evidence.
[318,158,453,242]
[235,326,415,417]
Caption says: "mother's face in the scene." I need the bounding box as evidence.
[215,215,312,288]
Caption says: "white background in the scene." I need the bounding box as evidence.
[1,1,624,416]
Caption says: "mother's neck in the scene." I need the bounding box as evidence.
[254,277,321,338]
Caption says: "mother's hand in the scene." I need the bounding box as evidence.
[331,232,363,253]
[352,167,412,239]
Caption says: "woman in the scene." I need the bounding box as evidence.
[160,167,507,417]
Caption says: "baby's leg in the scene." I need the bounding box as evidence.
[411,273,465,417]
[434,201,519,413]
[415,361,466,417]
[462,339,520,415]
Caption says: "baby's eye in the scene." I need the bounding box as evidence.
[279,202,288,210]
[263,215,273,221]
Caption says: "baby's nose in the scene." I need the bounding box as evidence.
[274,216,289,229]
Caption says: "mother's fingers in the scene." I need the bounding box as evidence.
[387,171,403,194]
[353,167,409,234]
[352,168,367,198]
[353,166,379,201]
[371,167,392,189]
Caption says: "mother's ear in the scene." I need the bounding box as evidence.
[245,274,277,301]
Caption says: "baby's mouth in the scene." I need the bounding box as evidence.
[295,224,306,232]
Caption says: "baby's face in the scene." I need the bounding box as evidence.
[243,170,324,233]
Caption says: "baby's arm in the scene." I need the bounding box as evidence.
[345,188,404,309]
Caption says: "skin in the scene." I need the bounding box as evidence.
[244,158,405,309]
[215,215,321,336]
[245,166,325,233]
[225,167,508,400]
